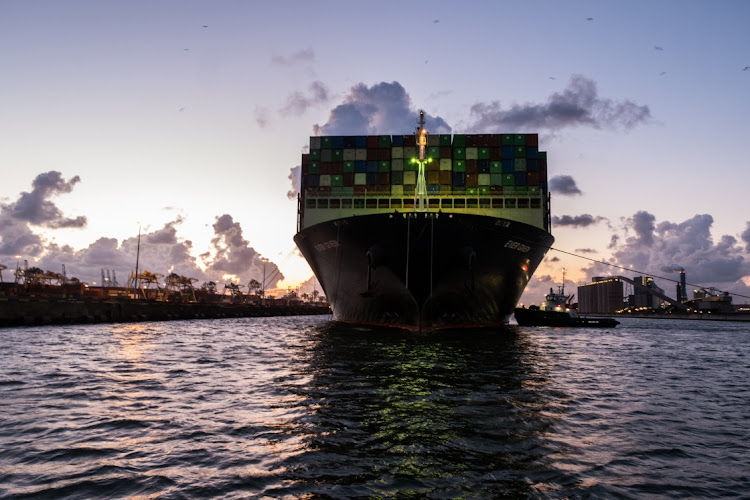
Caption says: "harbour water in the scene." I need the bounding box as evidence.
[1,316,749,498]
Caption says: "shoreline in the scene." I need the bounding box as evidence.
[0,297,331,328]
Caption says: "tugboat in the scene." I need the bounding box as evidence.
[513,270,619,327]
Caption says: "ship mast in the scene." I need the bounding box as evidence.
[414,110,429,212]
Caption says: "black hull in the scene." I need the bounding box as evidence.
[514,308,619,328]
[295,213,553,332]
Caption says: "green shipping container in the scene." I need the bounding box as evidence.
[478,147,490,159]
[440,134,452,146]
[465,147,478,160]
[378,161,390,172]
[490,161,502,173]
[502,134,514,146]
[378,135,391,148]
[453,134,466,147]
[309,162,320,174]
[331,174,343,187]
[404,158,418,171]
[502,174,515,186]
[427,146,440,158]
[343,161,355,173]
[310,149,322,161]
[453,160,466,172]
[513,134,526,146]
[453,148,466,160]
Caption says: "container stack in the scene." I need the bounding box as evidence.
[302,134,547,198]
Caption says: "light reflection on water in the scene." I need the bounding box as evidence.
[1,316,749,498]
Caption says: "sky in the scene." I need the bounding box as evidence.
[2,1,750,304]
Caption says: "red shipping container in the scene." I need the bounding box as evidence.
[490,147,502,160]
[367,136,379,148]
[439,146,452,158]
[527,172,541,186]
[343,173,354,186]
[439,171,452,185]
[525,134,539,147]
[378,173,390,185]
[301,154,310,165]
[426,171,440,184]
[330,162,343,174]
[466,173,478,187]
[488,134,502,147]
[465,159,478,173]
[402,135,416,147]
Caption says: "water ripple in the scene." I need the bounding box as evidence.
[1,317,750,497]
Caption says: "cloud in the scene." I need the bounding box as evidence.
[575,248,598,254]
[605,211,750,294]
[552,214,607,228]
[742,222,750,253]
[0,217,44,256]
[271,48,315,67]
[281,81,330,117]
[206,214,284,285]
[313,81,451,136]
[287,166,301,200]
[549,175,582,195]
[3,171,86,228]
[466,75,651,132]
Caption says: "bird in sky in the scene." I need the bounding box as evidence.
[743,66,750,71]
[586,17,593,21]
[654,45,664,51]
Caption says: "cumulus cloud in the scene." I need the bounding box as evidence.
[206,214,283,286]
[741,222,750,253]
[549,175,582,195]
[281,81,330,117]
[3,171,86,228]
[287,166,301,200]
[466,75,651,132]
[313,81,451,136]
[552,214,607,228]
[271,48,315,67]
[604,211,750,297]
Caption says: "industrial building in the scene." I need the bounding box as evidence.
[578,277,624,314]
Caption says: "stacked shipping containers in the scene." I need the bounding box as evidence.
[302,134,547,198]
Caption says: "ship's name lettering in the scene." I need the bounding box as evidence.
[314,240,340,252]
[504,240,531,253]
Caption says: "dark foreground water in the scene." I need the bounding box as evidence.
[1,316,749,499]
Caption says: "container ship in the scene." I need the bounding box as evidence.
[294,112,554,332]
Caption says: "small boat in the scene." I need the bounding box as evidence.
[514,271,619,328]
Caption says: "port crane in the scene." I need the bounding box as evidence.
[165,273,198,302]
[126,270,164,299]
